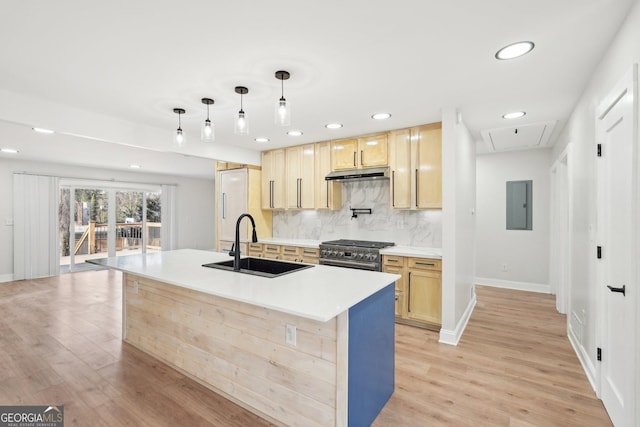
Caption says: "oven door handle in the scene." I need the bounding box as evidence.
[319,259,379,271]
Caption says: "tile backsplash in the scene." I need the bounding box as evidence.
[272,180,442,247]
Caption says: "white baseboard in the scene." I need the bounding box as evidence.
[568,324,598,394]
[439,290,477,346]
[475,277,550,294]
[0,273,14,283]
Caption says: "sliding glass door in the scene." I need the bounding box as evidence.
[59,184,162,272]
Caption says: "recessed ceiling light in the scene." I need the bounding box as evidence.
[129,164,142,169]
[502,111,526,119]
[287,130,303,136]
[371,113,391,120]
[495,41,535,60]
[1,148,18,154]
[255,137,270,143]
[32,127,55,134]
[325,123,343,129]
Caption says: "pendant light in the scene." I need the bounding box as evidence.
[234,86,249,135]
[173,108,186,147]
[201,98,215,142]
[275,70,291,126]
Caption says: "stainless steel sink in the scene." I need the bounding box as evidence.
[202,257,314,278]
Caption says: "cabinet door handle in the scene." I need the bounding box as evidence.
[392,170,395,207]
[326,181,329,208]
[415,168,419,207]
[387,258,398,263]
[222,193,226,219]
[298,178,302,208]
[408,272,412,312]
[415,261,436,267]
[353,151,357,167]
[270,180,274,208]
[360,150,364,166]
[607,285,626,296]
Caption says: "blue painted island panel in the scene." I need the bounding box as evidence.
[348,283,395,427]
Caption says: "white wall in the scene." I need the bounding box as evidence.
[440,108,476,345]
[551,0,640,390]
[475,149,551,292]
[0,158,215,281]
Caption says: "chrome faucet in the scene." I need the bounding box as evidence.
[230,213,258,271]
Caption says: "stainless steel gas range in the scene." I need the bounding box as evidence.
[319,239,395,271]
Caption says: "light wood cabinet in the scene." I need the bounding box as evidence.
[359,133,388,168]
[262,149,286,210]
[281,245,300,262]
[330,134,388,171]
[388,129,412,209]
[315,141,342,210]
[258,244,320,264]
[263,244,281,260]
[300,247,320,264]
[285,144,315,209]
[330,138,359,170]
[382,255,406,318]
[407,258,442,325]
[248,243,263,257]
[416,124,442,209]
[383,254,441,330]
[388,123,442,210]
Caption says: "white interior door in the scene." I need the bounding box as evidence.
[596,65,637,427]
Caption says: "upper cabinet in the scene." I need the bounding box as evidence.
[416,123,442,209]
[315,141,342,210]
[388,129,412,209]
[261,149,286,210]
[330,134,388,171]
[389,123,442,210]
[285,144,315,209]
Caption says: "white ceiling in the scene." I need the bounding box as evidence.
[0,0,634,178]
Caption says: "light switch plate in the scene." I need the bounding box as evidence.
[285,324,297,346]
[4,218,13,226]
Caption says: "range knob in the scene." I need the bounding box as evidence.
[331,250,338,256]
[357,253,364,259]
[338,251,344,257]
[321,249,327,256]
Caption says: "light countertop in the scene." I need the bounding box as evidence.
[379,246,442,259]
[258,238,323,248]
[257,238,442,259]
[90,249,399,323]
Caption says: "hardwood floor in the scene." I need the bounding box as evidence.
[0,272,610,426]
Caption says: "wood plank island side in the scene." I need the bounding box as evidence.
[121,272,395,427]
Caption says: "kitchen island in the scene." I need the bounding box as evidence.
[90,249,399,427]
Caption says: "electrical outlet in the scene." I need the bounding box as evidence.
[502,263,508,272]
[4,218,13,226]
[285,324,297,346]
[133,280,139,294]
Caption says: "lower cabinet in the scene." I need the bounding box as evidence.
[382,255,441,330]
[258,244,319,264]
[248,243,263,257]
[263,244,281,260]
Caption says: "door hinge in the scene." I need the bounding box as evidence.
[597,347,602,362]
[597,143,602,157]
[597,246,602,259]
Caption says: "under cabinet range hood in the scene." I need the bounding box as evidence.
[325,167,390,182]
